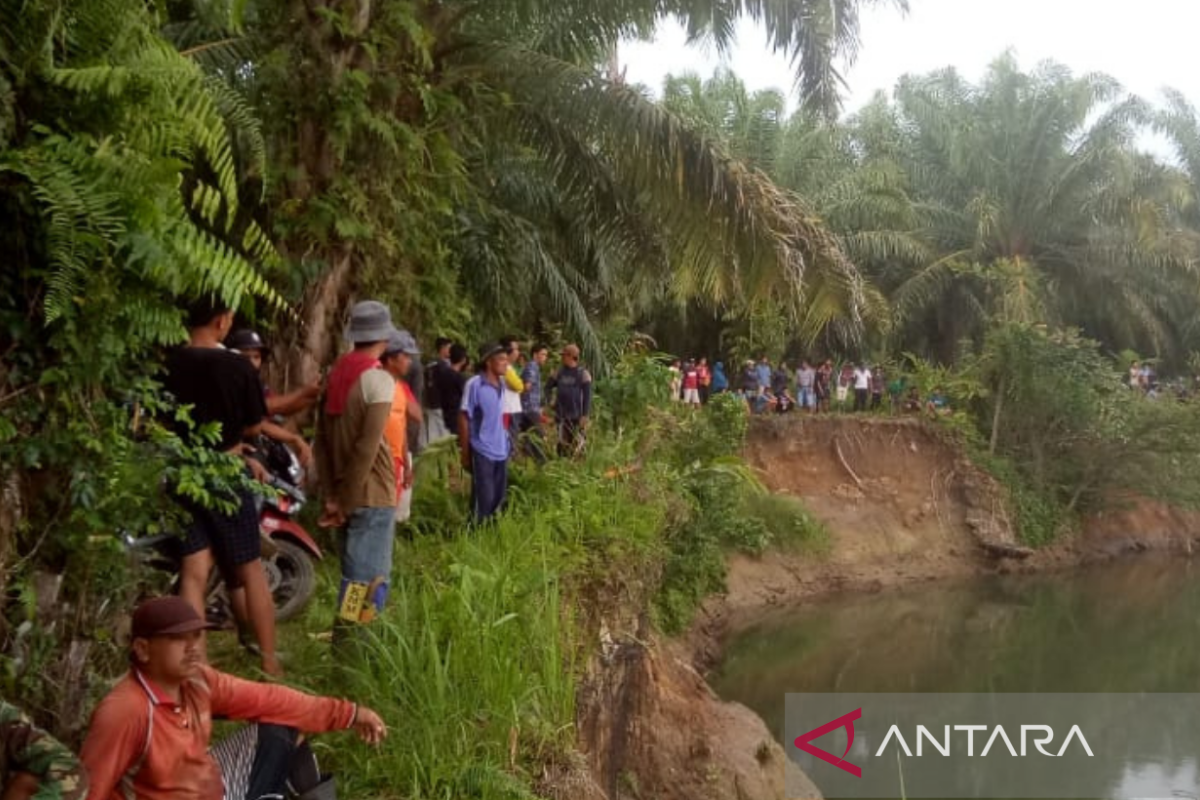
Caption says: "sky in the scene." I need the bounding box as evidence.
[621,0,1200,122]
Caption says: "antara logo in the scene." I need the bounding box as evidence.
[795,709,1095,778]
[795,708,863,778]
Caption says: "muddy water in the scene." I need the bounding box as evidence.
[712,557,1200,799]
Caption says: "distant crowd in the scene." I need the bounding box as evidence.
[668,355,952,417]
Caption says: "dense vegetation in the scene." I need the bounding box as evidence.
[0,0,870,771]
[6,0,1200,793]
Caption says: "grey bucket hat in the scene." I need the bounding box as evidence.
[384,329,421,357]
[345,300,397,344]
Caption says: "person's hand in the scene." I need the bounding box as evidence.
[319,499,345,528]
[352,706,388,745]
[302,381,322,401]
[461,451,473,474]
[402,467,414,490]
[246,457,269,483]
[580,416,589,430]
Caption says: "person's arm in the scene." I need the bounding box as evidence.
[458,410,471,471]
[315,407,336,503]
[260,419,312,468]
[80,694,146,800]
[339,373,393,502]
[581,370,593,423]
[504,366,523,393]
[0,702,87,800]
[402,383,422,423]
[266,383,321,417]
[207,666,354,731]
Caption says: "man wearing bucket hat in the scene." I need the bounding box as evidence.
[314,301,399,629]
[81,596,386,800]
[458,342,512,521]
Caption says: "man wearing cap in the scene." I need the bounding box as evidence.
[314,301,398,628]
[546,344,592,458]
[81,597,386,800]
[459,343,512,521]
[380,330,422,523]
[226,329,315,469]
[225,329,321,419]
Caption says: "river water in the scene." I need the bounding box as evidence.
[711,557,1200,799]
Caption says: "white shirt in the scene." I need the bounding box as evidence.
[853,368,872,390]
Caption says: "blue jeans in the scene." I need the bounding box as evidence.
[798,386,816,408]
[337,506,396,622]
[471,451,508,521]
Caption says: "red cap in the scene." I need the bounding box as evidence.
[131,596,214,639]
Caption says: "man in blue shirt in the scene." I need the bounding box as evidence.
[459,342,512,520]
[755,356,772,392]
[547,343,593,458]
[520,344,549,462]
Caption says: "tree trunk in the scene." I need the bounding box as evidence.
[275,246,355,392]
[989,375,1005,455]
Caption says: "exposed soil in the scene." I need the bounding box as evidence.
[576,416,1200,800]
[685,415,1200,669]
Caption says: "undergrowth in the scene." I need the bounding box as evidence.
[205,360,825,798]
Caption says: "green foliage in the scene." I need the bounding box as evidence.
[916,322,1200,545]
[0,0,281,730]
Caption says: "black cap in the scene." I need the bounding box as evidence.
[227,329,266,352]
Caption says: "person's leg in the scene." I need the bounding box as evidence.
[493,457,509,515]
[235,561,280,675]
[471,453,506,520]
[211,723,330,800]
[177,502,215,617]
[338,506,396,623]
[179,548,214,618]
[212,488,279,675]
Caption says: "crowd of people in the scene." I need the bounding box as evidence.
[0,297,609,800]
[669,354,953,417]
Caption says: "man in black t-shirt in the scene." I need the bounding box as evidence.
[163,296,280,676]
[433,343,469,437]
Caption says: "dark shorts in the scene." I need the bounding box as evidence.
[178,487,260,589]
[211,723,327,800]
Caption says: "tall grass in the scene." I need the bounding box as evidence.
[208,376,826,798]
[258,434,673,799]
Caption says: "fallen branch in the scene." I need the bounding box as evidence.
[832,435,864,490]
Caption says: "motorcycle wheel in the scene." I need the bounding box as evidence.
[263,538,317,622]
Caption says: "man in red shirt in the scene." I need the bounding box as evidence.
[81,597,386,800]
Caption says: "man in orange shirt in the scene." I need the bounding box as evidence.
[81,597,386,800]
[380,330,421,522]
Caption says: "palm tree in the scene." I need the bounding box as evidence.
[881,54,1196,362]
[168,0,904,372]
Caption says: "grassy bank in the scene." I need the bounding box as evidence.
[213,373,824,799]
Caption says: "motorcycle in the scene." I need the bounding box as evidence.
[126,441,322,623]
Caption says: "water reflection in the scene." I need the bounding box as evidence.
[712,557,1200,799]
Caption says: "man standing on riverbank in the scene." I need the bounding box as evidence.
[164,296,279,676]
[796,359,816,413]
[460,342,512,521]
[853,362,872,412]
[520,344,549,462]
[316,300,398,628]
[547,344,593,457]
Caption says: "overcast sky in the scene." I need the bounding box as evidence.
[621,0,1199,122]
